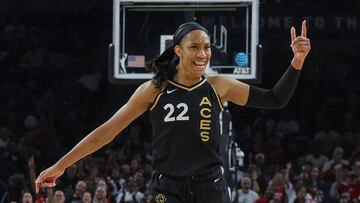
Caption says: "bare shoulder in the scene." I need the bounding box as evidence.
[206,75,225,87]
[207,75,248,87]
[108,80,163,126]
[206,75,233,98]
[206,75,250,105]
[206,75,227,83]
[207,75,238,83]
[134,80,163,104]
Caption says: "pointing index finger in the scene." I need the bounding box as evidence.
[301,20,307,38]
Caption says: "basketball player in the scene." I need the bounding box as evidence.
[35,21,310,203]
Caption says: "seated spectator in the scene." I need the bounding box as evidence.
[96,178,114,203]
[255,184,276,203]
[321,147,350,183]
[116,176,144,203]
[118,164,131,189]
[81,192,92,203]
[231,176,260,203]
[67,180,87,203]
[268,172,288,202]
[329,164,353,201]
[52,190,66,203]
[129,159,141,176]
[322,147,349,173]
[252,153,268,193]
[306,167,331,202]
[134,172,146,194]
[22,191,33,203]
[292,184,312,203]
[93,186,107,203]
[59,164,80,200]
[349,160,360,200]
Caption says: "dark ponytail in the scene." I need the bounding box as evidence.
[146,45,178,88]
[146,21,209,88]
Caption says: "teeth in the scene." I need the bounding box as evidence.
[194,62,206,66]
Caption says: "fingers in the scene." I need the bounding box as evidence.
[293,40,311,48]
[293,43,311,53]
[35,181,40,193]
[35,177,56,193]
[35,175,43,193]
[290,26,296,45]
[291,20,308,47]
[291,36,310,46]
[35,170,47,193]
[35,179,45,194]
[301,20,307,38]
[293,40,311,46]
[35,165,63,194]
[296,46,311,53]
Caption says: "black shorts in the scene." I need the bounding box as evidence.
[150,168,231,203]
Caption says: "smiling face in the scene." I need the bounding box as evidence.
[174,30,211,79]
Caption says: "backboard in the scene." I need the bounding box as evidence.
[109,0,261,84]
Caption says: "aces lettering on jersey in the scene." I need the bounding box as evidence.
[199,97,212,142]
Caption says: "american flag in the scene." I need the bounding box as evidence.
[127,55,145,68]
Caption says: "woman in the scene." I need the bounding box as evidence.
[293,184,312,203]
[35,21,310,203]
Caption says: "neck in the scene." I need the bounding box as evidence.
[173,66,202,86]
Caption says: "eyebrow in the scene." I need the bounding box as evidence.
[188,42,211,46]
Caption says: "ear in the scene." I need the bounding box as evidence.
[174,45,182,58]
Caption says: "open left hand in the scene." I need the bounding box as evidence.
[290,20,311,69]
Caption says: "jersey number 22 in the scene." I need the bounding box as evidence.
[163,103,189,122]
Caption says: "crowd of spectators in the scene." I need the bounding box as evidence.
[1,1,360,203]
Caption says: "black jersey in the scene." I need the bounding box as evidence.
[149,77,224,177]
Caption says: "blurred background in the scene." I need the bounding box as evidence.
[0,0,359,203]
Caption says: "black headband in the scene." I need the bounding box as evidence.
[173,22,209,45]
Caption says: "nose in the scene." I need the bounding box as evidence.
[197,48,207,58]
